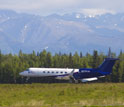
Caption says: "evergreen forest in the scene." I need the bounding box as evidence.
[0,49,124,83]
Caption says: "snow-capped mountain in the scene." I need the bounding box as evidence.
[0,10,124,54]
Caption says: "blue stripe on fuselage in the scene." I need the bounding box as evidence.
[73,68,110,80]
[47,74,70,77]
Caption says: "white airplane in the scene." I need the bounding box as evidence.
[19,58,119,83]
[19,68,78,82]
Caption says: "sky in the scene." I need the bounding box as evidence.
[0,0,124,16]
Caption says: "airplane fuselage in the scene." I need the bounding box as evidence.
[20,68,78,77]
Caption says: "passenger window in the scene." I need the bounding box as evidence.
[43,71,45,73]
[56,72,58,73]
[52,72,54,73]
[61,72,63,73]
[65,72,67,74]
[47,71,50,73]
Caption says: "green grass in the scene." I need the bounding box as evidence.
[0,83,124,107]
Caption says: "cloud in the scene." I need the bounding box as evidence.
[0,0,78,10]
[77,0,124,13]
[0,0,80,15]
[78,9,116,16]
[0,0,124,15]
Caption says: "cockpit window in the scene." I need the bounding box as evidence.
[26,69,29,71]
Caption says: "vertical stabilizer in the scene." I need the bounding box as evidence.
[98,58,119,73]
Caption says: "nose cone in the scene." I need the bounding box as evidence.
[19,71,28,76]
[19,72,24,76]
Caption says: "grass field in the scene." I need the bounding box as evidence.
[0,83,124,107]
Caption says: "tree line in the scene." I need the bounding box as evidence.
[0,49,124,83]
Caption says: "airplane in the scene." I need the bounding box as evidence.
[19,58,119,83]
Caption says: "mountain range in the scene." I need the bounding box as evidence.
[0,10,124,54]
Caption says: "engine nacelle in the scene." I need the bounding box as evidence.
[81,77,98,82]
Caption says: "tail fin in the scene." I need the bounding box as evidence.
[98,58,119,74]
